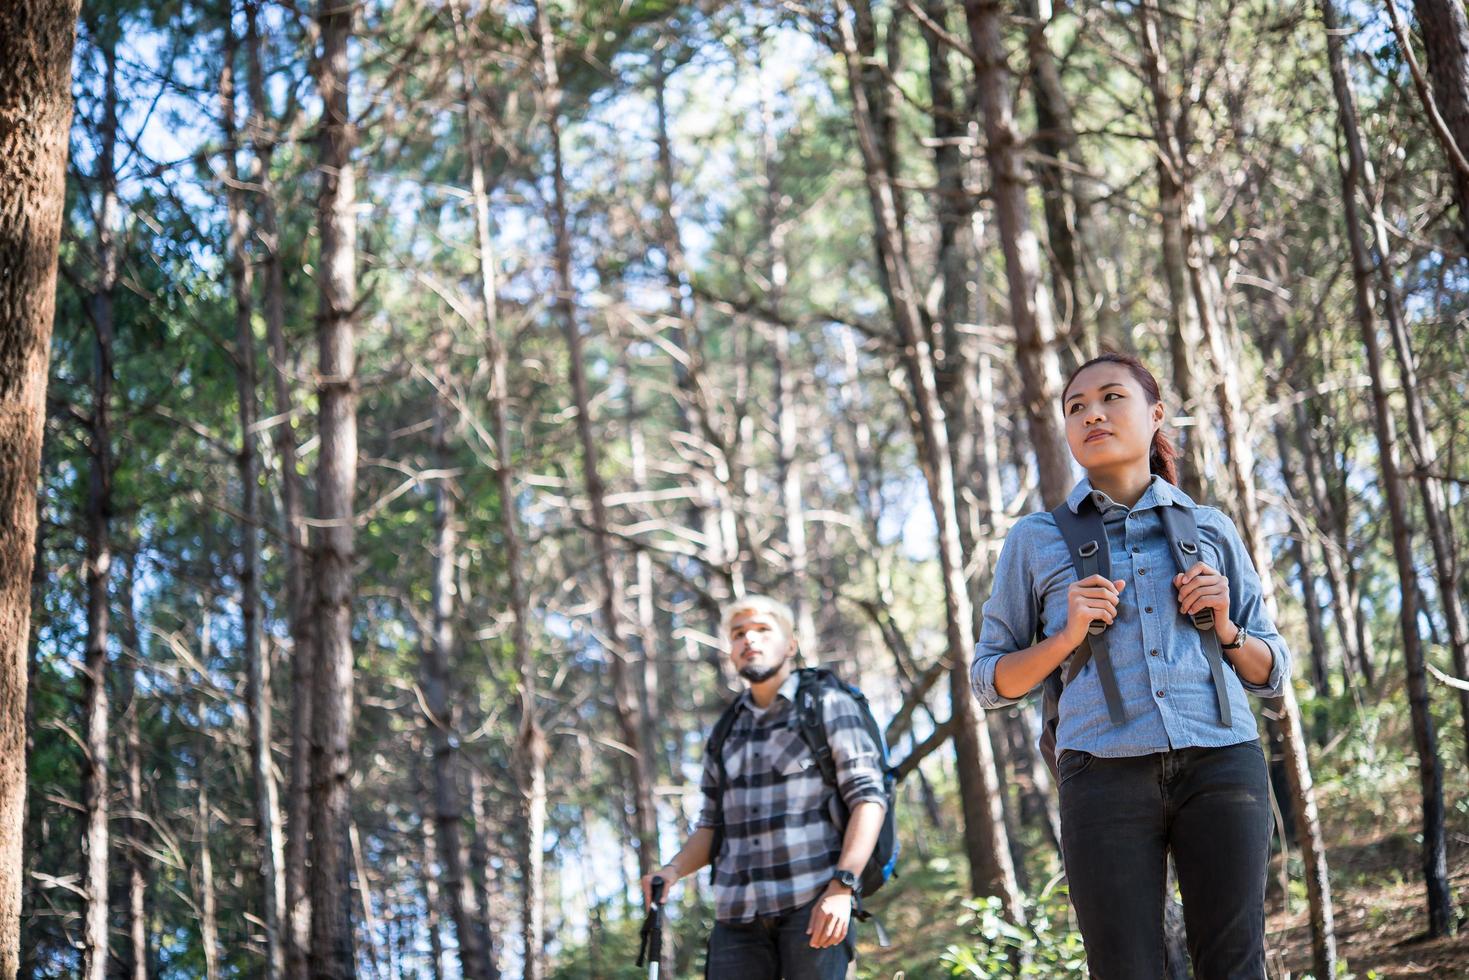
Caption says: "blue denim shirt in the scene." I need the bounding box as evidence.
[971,476,1291,757]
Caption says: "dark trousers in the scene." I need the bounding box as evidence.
[705,896,853,980]
[1057,740,1272,980]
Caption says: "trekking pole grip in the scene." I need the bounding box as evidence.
[650,875,665,906]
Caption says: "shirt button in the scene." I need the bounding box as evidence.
[1145,606,1154,613]
[1138,568,1147,575]
[1156,690,1166,698]
[1150,649,1160,657]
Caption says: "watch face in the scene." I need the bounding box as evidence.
[835,870,859,889]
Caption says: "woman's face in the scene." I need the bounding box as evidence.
[1062,362,1165,472]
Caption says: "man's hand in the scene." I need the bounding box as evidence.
[805,882,854,948]
[640,866,680,908]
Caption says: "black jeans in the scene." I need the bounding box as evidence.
[705,895,853,980]
[1057,740,1272,980]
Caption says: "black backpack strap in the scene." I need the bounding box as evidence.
[1050,502,1127,725]
[1156,505,1233,727]
[705,697,745,876]
[795,668,839,790]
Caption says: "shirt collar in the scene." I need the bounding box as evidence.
[738,667,801,713]
[1065,475,1197,514]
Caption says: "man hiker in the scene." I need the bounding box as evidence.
[640,595,888,979]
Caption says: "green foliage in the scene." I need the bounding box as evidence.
[940,888,1088,979]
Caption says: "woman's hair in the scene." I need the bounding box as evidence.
[1061,350,1180,486]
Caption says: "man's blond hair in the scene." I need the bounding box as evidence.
[719,594,796,645]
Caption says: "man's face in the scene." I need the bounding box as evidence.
[728,610,796,684]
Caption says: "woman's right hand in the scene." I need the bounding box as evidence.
[1064,574,1126,644]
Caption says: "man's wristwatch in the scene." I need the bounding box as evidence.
[1221,623,1249,650]
[830,869,861,895]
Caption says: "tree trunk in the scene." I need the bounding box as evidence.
[1294,400,1370,691]
[467,766,499,972]
[1321,0,1455,937]
[962,0,1073,506]
[534,0,658,880]
[1134,1,1214,501]
[418,790,445,980]
[1411,0,1469,250]
[0,1,81,970]
[198,760,220,980]
[755,55,818,656]
[117,558,149,979]
[832,0,1021,915]
[448,6,540,973]
[1020,0,1121,354]
[244,5,316,971]
[220,16,285,973]
[308,0,359,972]
[423,334,497,980]
[1273,420,1332,730]
[81,33,120,980]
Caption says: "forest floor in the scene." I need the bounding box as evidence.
[1266,821,1469,978]
[853,731,1469,980]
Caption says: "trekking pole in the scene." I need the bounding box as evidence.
[636,875,666,979]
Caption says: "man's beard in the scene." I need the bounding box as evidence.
[739,657,785,684]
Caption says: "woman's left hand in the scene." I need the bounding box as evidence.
[1174,561,1231,625]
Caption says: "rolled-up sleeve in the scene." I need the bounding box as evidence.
[824,691,888,811]
[971,516,1043,709]
[1210,510,1292,697]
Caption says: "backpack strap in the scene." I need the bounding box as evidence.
[1050,501,1127,725]
[795,668,839,790]
[1156,505,1233,727]
[705,696,745,876]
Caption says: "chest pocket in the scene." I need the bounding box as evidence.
[772,718,827,813]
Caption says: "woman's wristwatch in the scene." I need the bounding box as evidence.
[1221,623,1249,650]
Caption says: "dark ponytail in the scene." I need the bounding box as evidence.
[1062,350,1180,486]
[1149,428,1179,486]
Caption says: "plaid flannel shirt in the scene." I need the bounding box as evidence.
[696,670,887,923]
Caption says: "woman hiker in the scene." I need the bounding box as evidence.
[971,351,1291,979]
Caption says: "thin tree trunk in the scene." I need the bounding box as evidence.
[81,34,120,980]
[1321,0,1455,936]
[308,0,359,972]
[534,0,658,880]
[197,737,220,980]
[1295,400,1369,690]
[1274,422,1332,728]
[467,766,498,971]
[118,558,148,979]
[244,5,316,970]
[651,44,730,612]
[418,789,445,980]
[1134,1,1213,501]
[1021,0,1121,354]
[1410,0,1469,250]
[962,0,1073,505]
[220,16,285,973]
[832,0,1021,916]
[0,4,80,970]
[448,6,540,973]
[351,821,384,978]
[422,333,496,979]
[754,56,817,655]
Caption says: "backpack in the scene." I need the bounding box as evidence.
[706,667,900,903]
[1037,498,1234,780]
